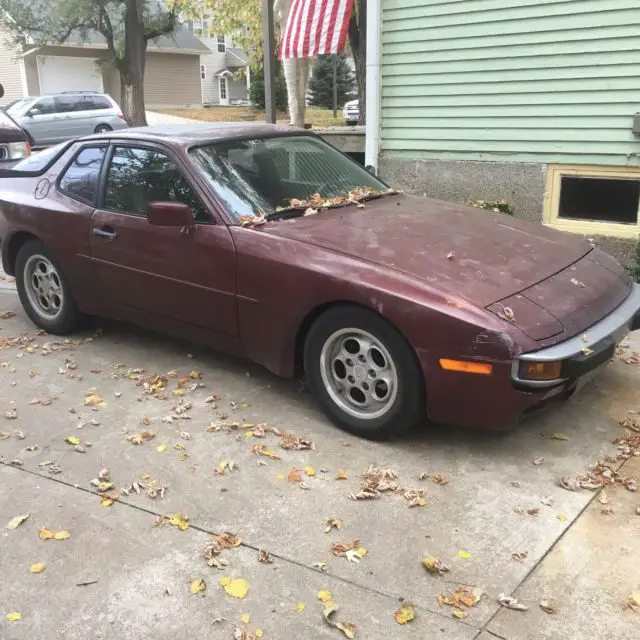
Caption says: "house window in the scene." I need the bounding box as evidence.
[217,34,226,53]
[192,19,204,36]
[200,65,206,80]
[544,165,640,238]
[219,76,227,100]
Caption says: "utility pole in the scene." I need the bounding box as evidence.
[262,0,276,124]
[332,54,338,119]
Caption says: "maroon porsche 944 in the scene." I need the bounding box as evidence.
[0,124,638,439]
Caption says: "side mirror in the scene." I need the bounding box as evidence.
[0,84,4,99]
[148,201,194,229]
[27,108,41,117]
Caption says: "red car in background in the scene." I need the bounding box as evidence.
[0,124,638,439]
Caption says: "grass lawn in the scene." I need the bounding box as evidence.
[154,105,345,128]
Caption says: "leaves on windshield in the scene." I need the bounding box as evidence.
[238,187,397,227]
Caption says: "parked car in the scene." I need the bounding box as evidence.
[343,99,359,126]
[0,124,638,439]
[0,83,31,167]
[5,92,128,147]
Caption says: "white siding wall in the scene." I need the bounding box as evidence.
[0,26,25,104]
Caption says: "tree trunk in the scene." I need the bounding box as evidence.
[119,0,148,127]
[348,0,366,125]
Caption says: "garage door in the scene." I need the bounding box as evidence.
[37,56,104,94]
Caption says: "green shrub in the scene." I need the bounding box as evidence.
[466,199,514,215]
[249,61,288,112]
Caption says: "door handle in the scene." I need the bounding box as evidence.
[93,227,118,240]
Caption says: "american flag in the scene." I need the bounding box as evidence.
[278,0,355,60]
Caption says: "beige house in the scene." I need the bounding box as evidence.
[183,19,249,106]
[0,24,209,107]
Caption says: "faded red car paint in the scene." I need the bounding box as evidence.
[0,125,638,431]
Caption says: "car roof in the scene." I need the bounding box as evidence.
[79,122,303,147]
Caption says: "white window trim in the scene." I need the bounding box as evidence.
[218,75,228,104]
[543,164,640,239]
[217,34,226,53]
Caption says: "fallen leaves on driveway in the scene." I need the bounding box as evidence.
[394,602,415,624]
[251,444,281,460]
[497,593,528,611]
[126,431,155,445]
[539,600,557,614]
[551,432,570,441]
[219,576,249,598]
[167,513,189,531]
[325,518,343,533]
[322,602,356,639]
[29,563,46,573]
[6,612,22,622]
[258,550,273,564]
[422,556,449,575]
[627,591,640,612]
[39,529,70,540]
[7,513,30,530]
[438,587,484,618]
[202,532,242,568]
[84,392,106,407]
[189,578,206,595]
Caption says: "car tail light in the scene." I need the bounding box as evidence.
[439,359,493,375]
[518,360,563,381]
[7,141,30,159]
[117,112,126,120]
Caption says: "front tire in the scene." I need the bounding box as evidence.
[304,305,425,440]
[94,124,112,134]
[15,239,83,334]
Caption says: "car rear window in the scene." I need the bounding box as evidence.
[10,141,72,174]
[83,95,111,110]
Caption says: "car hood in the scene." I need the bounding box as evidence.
[264,194,593,308]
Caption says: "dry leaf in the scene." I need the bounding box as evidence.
[240,613,251,624]
[7,513,30,530]
[422,556,449,575]
[189,370,202,379]
[65,436,81,445]
[190,578,206,595]
[452,608,468,619]
[345,547,368,563]
[541,496,554,507]
[304,465,316,477]
[84,393,106,407]
[295,603,305,613]
[7,612,22,622]
[251,444,280,460]
[497,593,528,611]
[127,431,155,445]
[54,530,70,540]
[457,549,472,559]
[168,513,189,530]
[559,476,579,491]
[156,444,167,453]
[331,540,359,557]
[394,603,415,625]
[511,551,527,562]
[318,590,333,602]
[598,491,610,505]
[527,507,540,516]
[323,603,356,639]
[438,587,483,609]
[336,469,348,480]
[288,467,302,483]
[258,550,273,564]
[431,473,449,485]
[324,518,343,534]
[552,432,570,441]
[539,600,556,614]
[557,513,568,522]
[29,563,46,573]
[533,457,545,466]
[5,408,18,419]
[219,576,249,598]
[627,591,640,611]
[313,562,329,572]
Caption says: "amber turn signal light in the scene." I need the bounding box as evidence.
[439,359,493,375]
[519,360,563,381]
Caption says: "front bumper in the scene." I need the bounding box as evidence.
[512,283,640,389]
[420,284,640,430]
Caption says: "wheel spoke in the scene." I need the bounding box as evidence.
[23,254,65,320]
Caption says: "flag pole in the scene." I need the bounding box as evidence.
[263,0,277,124]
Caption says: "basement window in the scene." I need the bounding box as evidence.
[544,165,640,238]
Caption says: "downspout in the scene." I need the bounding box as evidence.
[365,0,382,173]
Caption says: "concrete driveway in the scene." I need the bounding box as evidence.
[1,286,639,639]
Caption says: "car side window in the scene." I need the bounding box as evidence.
[103,146,208,222]
[59,146,106,205]
[32,97,56,115]
[54,95,81,113]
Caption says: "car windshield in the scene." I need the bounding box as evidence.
[6,98,36,116]
[188,135,390,222]
[11,142,70,173]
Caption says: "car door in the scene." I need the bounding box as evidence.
[54,94,87,139]
[89,143,238,337]
[20,97,61,145]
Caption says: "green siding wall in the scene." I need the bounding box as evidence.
[380,0,640,165]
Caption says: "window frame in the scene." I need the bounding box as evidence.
[56,143,109,206]
[217,34,226,53]
[200,64,206,80]
[544,164,640,239]
[97,142,215,224]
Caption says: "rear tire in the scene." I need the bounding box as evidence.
[304,305,425,440]
[94,124,112,134]
[15,239,84,334]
